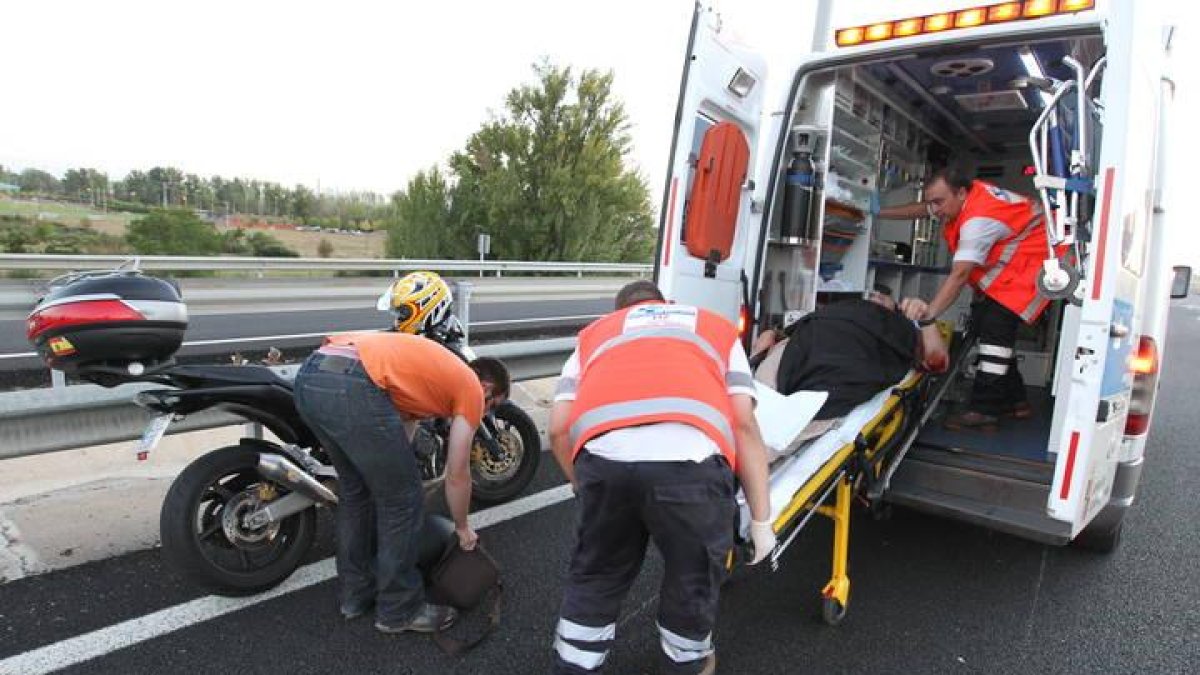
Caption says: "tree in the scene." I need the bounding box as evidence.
[447,62,656,263]
[18,168,62,196]
[291,185,317,222]
[385,167,460,258]
[0,164,20,185]
[117,170,158,205]
[126,209,222,255]
[146,167,186,207]
[62,168,109,204]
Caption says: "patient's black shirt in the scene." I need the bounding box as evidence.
[776,299,918,419]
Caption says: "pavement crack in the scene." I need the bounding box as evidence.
[1021,547,1050,644]
[617,594,658,630]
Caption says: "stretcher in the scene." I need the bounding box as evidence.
[734,325,968,624]
[734,371,927,625]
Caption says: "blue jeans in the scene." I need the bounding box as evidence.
[293,352,424,623]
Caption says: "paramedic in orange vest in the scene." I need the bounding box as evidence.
[877,167,1055,430]
[547,280,774,675]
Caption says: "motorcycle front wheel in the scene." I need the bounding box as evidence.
[159,445,316,596]
[470,401,541,505]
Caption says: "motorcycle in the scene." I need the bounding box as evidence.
[27,265,540,596]
[120,352,540,596]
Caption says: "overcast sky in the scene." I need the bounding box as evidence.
[2,0,1197,264]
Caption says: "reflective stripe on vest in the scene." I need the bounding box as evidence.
[976,211,1044,290]
[585,326,723,371]
[568,397,736,452]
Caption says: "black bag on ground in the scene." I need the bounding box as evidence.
[418,514,503,655]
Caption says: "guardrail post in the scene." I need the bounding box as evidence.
[452,280,472,344]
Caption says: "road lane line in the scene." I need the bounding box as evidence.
[0,483,575,675]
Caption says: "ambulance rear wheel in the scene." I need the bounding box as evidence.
[821,597,848,626]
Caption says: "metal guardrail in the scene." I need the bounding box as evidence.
[0,337,575,461]
[0,278,627,319]
[0,254,653,275]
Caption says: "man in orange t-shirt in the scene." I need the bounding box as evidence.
[293,331,509,634]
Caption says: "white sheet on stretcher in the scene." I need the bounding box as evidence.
[738,373,915,539]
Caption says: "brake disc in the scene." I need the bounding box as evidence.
[221,489,281,546]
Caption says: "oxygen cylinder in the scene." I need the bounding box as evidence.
[781,149,816,241]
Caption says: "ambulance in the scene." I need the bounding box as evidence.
[654,0,1192,567]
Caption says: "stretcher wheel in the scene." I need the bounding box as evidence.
[821,597,848,626]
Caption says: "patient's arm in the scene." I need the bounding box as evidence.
[750,329,779,361]
[916,323,949,373]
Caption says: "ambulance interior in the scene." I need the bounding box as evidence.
[757,34,1106,475]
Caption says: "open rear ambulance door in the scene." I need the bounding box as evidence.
[1045,1,1165,538]
[654,3,766,326]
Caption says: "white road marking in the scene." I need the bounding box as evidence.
[0,483,575,675]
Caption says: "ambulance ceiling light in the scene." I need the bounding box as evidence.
[1018,47,1055,106]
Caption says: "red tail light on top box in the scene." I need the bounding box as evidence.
[26,272,188,373]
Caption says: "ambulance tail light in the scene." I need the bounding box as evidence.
[1125,336,1159,437]
[737,305,750,339]
[834,0,1095,47]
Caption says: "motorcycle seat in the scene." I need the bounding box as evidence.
[164,364,294,389]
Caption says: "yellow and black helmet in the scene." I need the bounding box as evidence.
[375,271,454,334]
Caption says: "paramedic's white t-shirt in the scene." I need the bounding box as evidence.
[555,342,755,463]
[953,217,1011,264]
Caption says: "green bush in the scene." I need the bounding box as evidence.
[219,229,298,257]
[127,209,222,255]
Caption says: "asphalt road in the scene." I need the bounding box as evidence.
[2,302,1199,674]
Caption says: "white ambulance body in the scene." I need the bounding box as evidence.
[654,0,1191,550]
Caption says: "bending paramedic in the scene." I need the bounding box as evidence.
[548,280,775,675]
[875,167,1060,430]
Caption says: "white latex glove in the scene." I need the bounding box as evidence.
[748,520,777,565]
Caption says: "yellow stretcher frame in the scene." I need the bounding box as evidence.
[762,370,926,625]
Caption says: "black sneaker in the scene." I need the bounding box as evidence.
[375,603,457,634]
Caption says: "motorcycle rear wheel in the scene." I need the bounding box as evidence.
[160,445,317,596]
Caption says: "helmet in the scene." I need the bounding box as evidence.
[376,271,454,334]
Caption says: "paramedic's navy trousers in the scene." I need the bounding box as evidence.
[553,451,736,674]
[970,295,1029,415]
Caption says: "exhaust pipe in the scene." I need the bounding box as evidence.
[257,454,339,505]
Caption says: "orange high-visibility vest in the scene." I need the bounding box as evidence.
[566,302,744,468]
[942,180,1061,323]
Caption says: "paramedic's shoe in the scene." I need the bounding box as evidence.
[375,604,457,634]
[1006,401,1034,420]
[943,410,999,432]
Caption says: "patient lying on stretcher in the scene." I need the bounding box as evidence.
[749,290,948,462]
